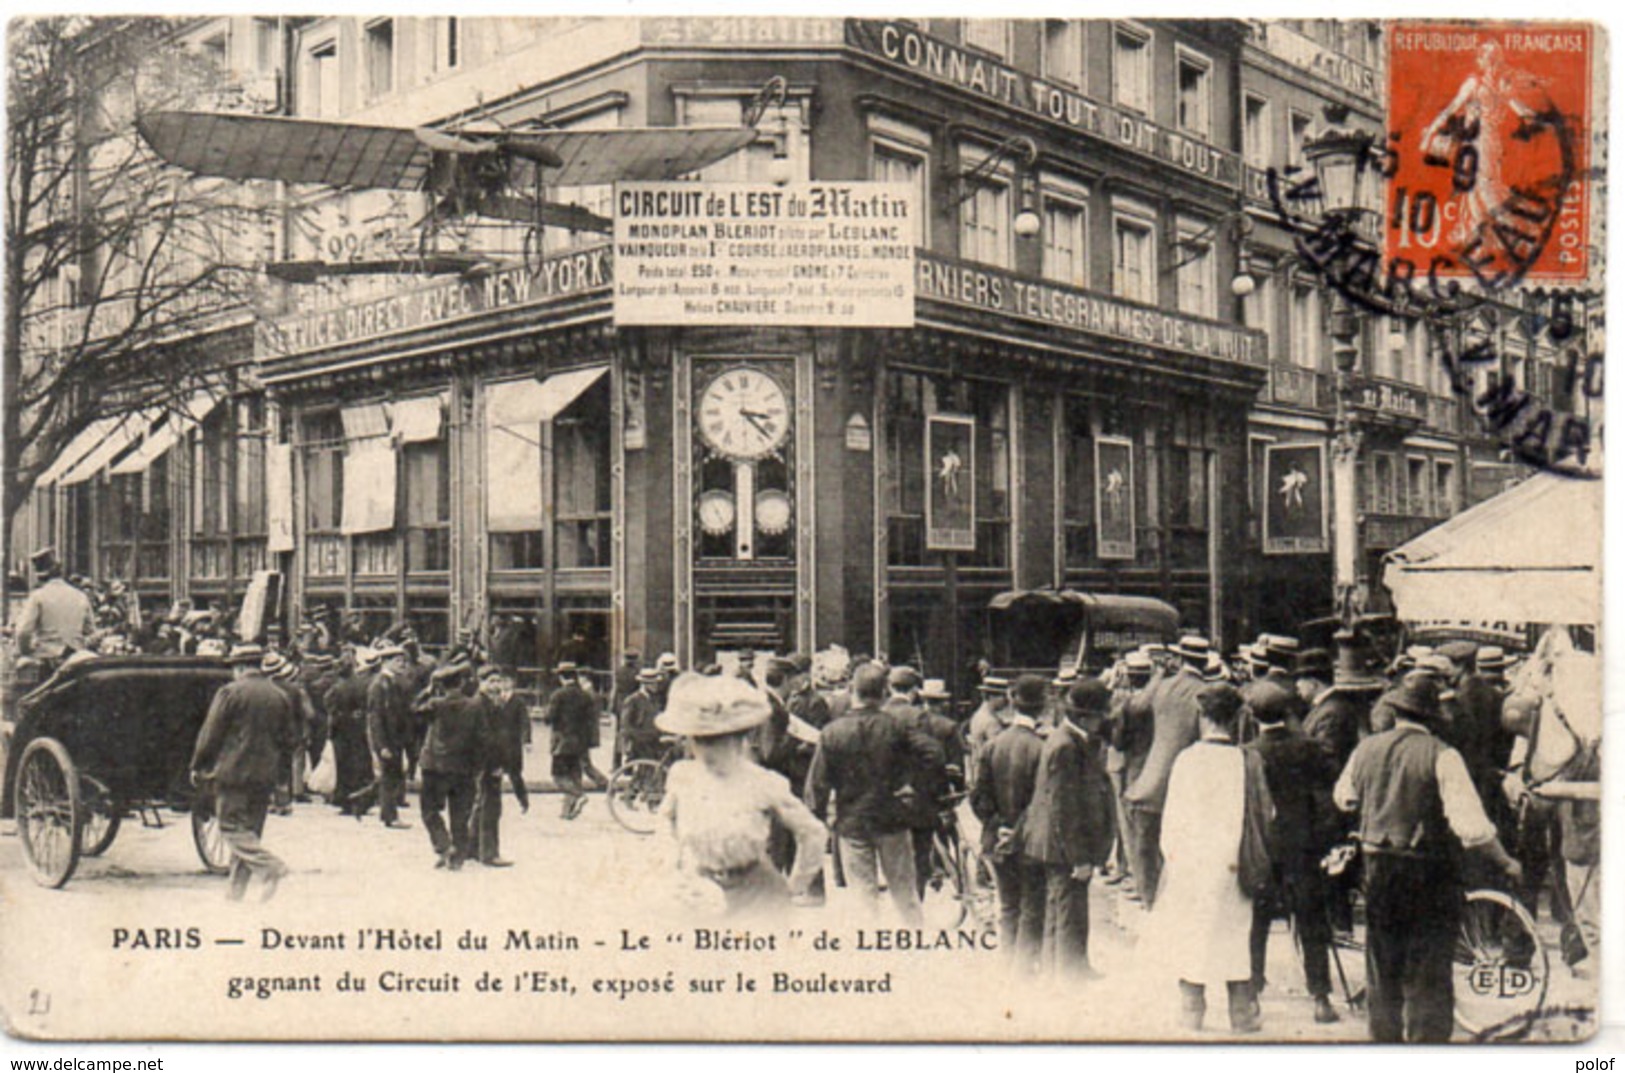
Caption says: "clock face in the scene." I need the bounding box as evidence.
[696,490,737,536]
[755,490,793,536]
[697,366,790,461]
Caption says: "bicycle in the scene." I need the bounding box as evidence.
[920,790,997,932]
[605,736,686,836]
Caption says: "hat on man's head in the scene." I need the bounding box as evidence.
[354,647,381,672]
[30,546,58,573]
[1330,630,1385,692]
[1176,635,1211,662]
[1416,654,1456,679]
[1296,647,1333,680]
[375,644,407,661]
[1385,671,1443,722]
[888,665,923,693]
[1066,680,1111,718]
[1438,640,1478,666]
[1476,646,1514,673]
[656,652,680,673]
[1124,651,1154,676]
[920,678,951,701]
[636,666,663,684]
[977,675,1010,694]
[555,660,578,675]
[1009,674,1049,713]
[227,643,266,666]
[1203,652,1228,682]
[655,673,773,738]
[260,651,289,676]
[1052,667,1080,688]
[623,650,641,662]
[1264,635,1302,668]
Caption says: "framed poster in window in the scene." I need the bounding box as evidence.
[1094,436,1135,560]
[925,413,975,552]
[1264,442,1328,554]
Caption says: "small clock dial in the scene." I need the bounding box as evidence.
[755,490,793,536]
[696,490,737,536]
[698,366,790,461]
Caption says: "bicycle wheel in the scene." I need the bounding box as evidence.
[1453,889,1549,1039]
[606,759,665,836]
[921,831,969,930]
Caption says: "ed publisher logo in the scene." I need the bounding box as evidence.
[1468,962,1537,998]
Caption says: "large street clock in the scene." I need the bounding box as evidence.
[697,366,790,462]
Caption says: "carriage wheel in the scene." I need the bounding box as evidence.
[15,738,82,888]
[78,775,122,858]
[1453,889,1550,1039]
[606,760,665,836]
[191,794,233,875]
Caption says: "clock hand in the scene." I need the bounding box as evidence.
[739,409,774,437]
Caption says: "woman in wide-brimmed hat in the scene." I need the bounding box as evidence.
[656,673,826,920]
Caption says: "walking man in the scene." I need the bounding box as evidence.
[546,662,601,820]
[1335,671,1523,1041]
[367,644,414,829]
[418,660,487,870]
[806,662,935,924]
[972,674,1049,973]
[190,643,295,901]
[470,665,529,867]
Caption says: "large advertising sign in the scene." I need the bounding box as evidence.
[613,182,916,327]
[1263,442,1329,555]
[1094,437,1136,561]
[925,414,976,553]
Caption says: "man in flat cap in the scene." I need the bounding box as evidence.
[418,660,488,869]
[470,665,529,867]
[546,662,601,820]
[367,644,415,829]
[15,547,94,669]
[973,674,1050,973]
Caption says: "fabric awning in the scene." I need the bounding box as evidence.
[390,394,445,444]
[341,442,398,534]
[341,402,390,441]
[36,415,121,488]
[58,408,160,486]
[487,366,607,427]
[266,443,295,553]
[1382,472,1602,627]
[109,392,219,476]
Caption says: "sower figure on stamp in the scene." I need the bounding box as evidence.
[469,664,529,867]
[367,644,415,829]
[189,643,295,902]
[418,659,487,870]
[1335,671,1523,1042]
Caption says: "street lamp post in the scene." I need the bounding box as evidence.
[1301,106,1377,625]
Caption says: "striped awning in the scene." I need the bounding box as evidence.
[35,415,122,488]
[109,393,220,476]
[58,408,161,486]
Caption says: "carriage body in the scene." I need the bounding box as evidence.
[2,655,235,887]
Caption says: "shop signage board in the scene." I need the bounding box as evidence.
[612,181,916,327]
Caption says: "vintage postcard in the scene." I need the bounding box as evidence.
[0,14,1605,1045]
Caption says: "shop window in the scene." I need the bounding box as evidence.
[554,382,612,569]
[234,396,268,566]
[1243,93,1271,168]
[97,474,139,582]
[1041,191,1087,288]
[404,438,450,573]
[301,410,345,576]
[1042,19,1083,88]
[1112,23,1151,114]
[1061,398,1094,566]
[137,452,171,581]
[1175,47,1212,139]
[406,596,451,655]
[191,411,230,579]
[1112,205,1156,304]
[349,592,397,644]
[1166,446,1211,571]
[884,370,1011,569]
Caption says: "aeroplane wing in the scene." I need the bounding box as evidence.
[138,112,438,190]
[263,255,494,283]
[519,126,759,186]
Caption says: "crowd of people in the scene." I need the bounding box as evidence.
[3,543,1600,1039]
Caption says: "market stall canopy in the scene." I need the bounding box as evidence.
[1382,472,1601,627]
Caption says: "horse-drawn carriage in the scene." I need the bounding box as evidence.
[2,655,235,888]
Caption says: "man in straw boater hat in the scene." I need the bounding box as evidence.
[964,674,1011,791]
[1335,670,1523,1042]
[617,666,668,765]
[1302,630,1387,772]
[656,673,826,921]
[1121,634,1210,908]
[189,643,295,902]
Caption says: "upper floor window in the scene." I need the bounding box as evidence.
[1112,23,1152,114]
[1041,182,1088,288]
[960,180,1011,269]
[302,36,340,118]
[1290,282,1322,370]
[1175,47,1212,138]
[963,20,1009,58]
[871,141,930,248]
[1112,199,1157,304]
[199,31,229,75]
[1243,93,1271,168]
[435,17,460,72]
[1042,20,1083,88]
[682,94,808,185]
[363,18,395,102]
[1288,109,1314,171]
[1244,258,1276,341]
[252,18,280,75]
[1175,217,1217,318]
